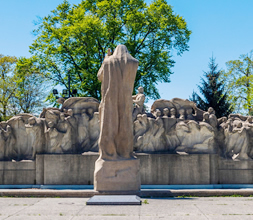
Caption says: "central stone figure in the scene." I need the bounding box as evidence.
[94,45,140,192]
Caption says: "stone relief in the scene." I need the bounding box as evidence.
[1,94,253,161]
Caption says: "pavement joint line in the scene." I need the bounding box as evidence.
[194,203,210,220]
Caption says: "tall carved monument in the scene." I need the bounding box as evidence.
[94,45,140,192]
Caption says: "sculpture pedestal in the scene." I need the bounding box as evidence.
[94,158,140,193]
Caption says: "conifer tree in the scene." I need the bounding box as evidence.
[190,57,233,118]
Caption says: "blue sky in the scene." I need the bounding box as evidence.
[1,0,253,107]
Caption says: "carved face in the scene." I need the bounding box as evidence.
[142,114,148,123]
[137,114,142,121]
[170,108,175,115]
[208,107,214,114]
[186,108,192,115]
[179,108,185,115]
[138,87,144,93]
[48,121,55,128]
[203,112,209,120]
[163,108,169,116]
[156,109,161,117]
[87,108,94,116]
[67,109,73,116]
[60,114,65,121]
[28,117,36,125]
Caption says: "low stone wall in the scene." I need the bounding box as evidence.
[0,153,252,185]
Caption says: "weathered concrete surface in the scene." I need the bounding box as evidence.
[94,158,140,192]
[0,197,252,219]
[1,153,253,185]
[218,159,253,184]
[0,161,35,185]
[42,154,97,185]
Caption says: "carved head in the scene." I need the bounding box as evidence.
[237,122,243,128]
[87,108,94,116]
[60,113,65,121]
[247,116,253,123]
[93,112,99,120]
[208,107,214,114]
[155,109,161,117]
[137,114,142,121]
[138,86,144,94]
[107,48,112,56]
[28,117,36,125]
[222,117,227,123]
[67,109,73,116]
[186,108,193,115]
[170,108,176,115]
[163,108,169,116]
[48,121,55,128]
[203,112,210,120]
[179,108,185,115]
[142,114,148,123]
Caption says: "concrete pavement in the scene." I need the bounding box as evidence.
[0,197,253,219]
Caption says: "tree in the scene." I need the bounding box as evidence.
[190,57,233,118]
[0,54,18,121]
[30,0,191,101]
[14,57,48,114]
[221,50,253,115]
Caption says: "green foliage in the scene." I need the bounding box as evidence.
[221,50,253,115]
[15,57,48,114]
[0,54,17,120]
[30,0,191,102]
[190,57,233,118]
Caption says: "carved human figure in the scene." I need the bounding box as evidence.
[4,125,16,160]
[77,109,90,152]
[63,109,77,153]
[97,44,138,160]
[87,108,94,119]
[162,107,177,133]
[177,108,185,122]
[0,125,7,160]
[170,108,176,119]
[7,117,28,161]
[132,86,146,121]
[89,112,100,152]
[45,120,64,153]
[163,108,169,118]
[208,107,218,128]
[224,121,250,160]
[186,108,194,120]
[203,112,210,123]
[25,117,45,159]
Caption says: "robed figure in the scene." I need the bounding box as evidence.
[97,45,139,160]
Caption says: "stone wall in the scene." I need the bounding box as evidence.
[0,153,252,185]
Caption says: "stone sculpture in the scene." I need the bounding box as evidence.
[132,86,146,121]
[94,45,140,192]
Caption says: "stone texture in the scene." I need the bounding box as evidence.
[96,45,138,160]
[0,160,36,184]
[42,154,97,185]
[0,154,253,185]
[169,154,210,185]
[94,158,140,192]
[94,45,140,192]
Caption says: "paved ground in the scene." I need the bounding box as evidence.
[0,197,252,219]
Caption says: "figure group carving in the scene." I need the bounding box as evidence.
[0,92,252,161]
[0,97,100,161]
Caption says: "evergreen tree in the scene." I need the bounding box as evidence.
[190,57,233,118]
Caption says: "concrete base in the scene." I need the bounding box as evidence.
[94,158,140,192]
[86,195,141,205]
